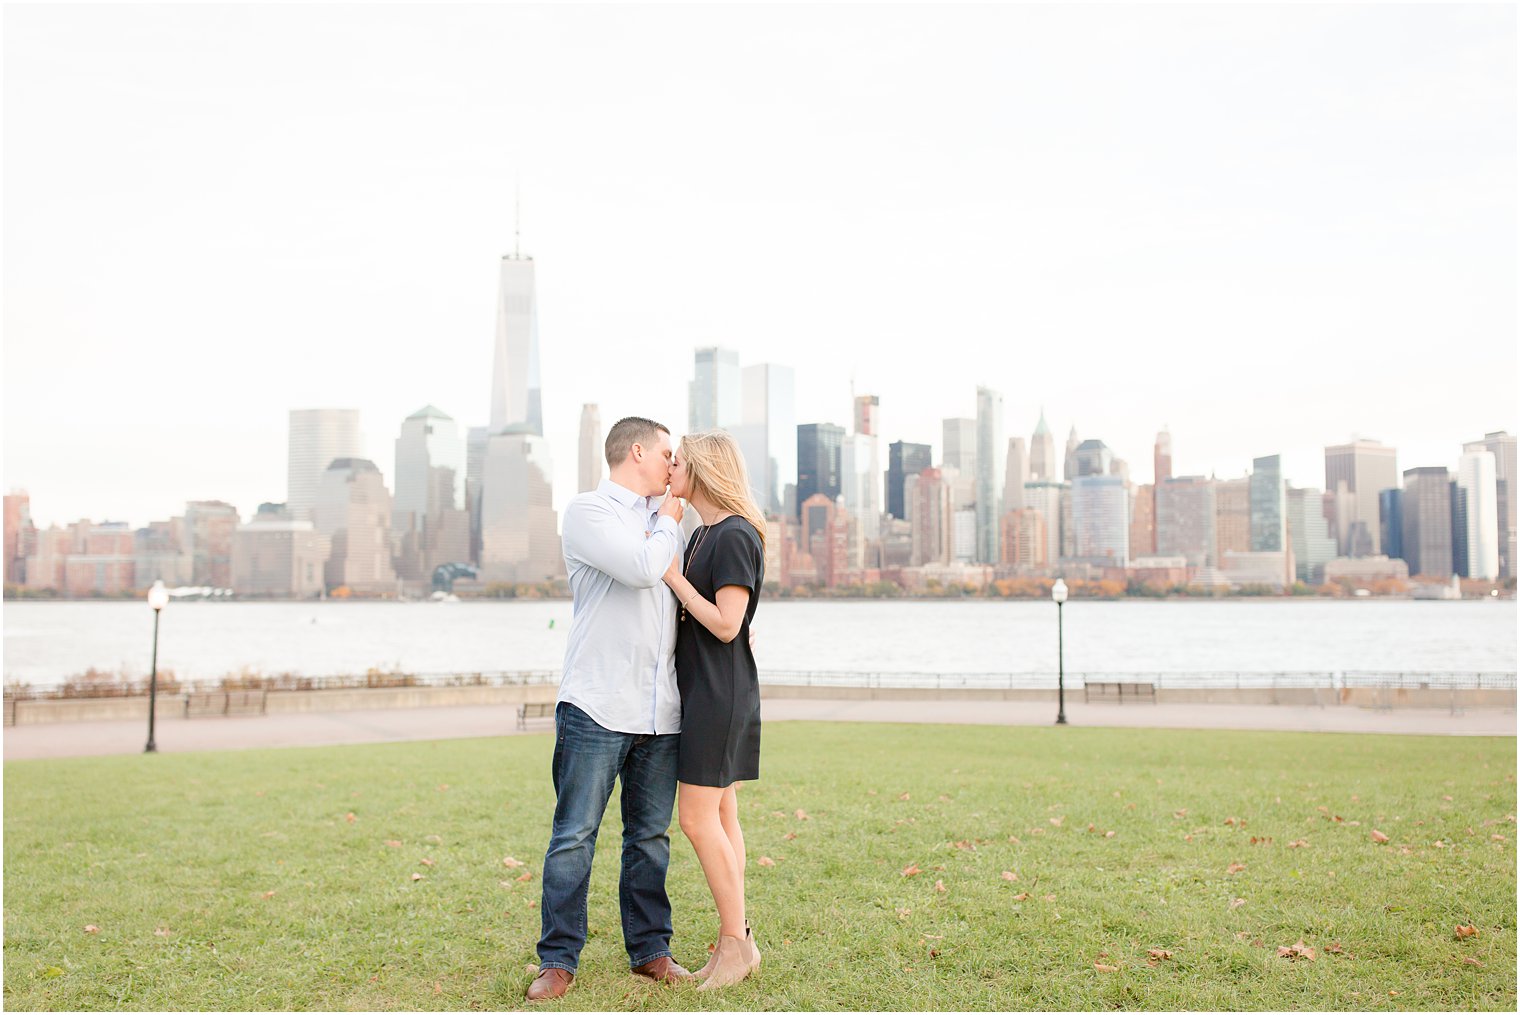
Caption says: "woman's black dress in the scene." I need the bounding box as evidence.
[674,515,764,788]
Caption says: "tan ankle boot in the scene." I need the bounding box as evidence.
[743,925,761,970]
[694,941,719,981]
[696,934,751,991]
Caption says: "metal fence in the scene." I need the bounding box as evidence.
[4,667,1515,702]
[754,669,1518,691]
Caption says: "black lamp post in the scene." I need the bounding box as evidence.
[1051,578,1069,725]
[145,580,169,753]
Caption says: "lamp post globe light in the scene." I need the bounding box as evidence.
[145,580,170,753]
[1051,578,1069,726]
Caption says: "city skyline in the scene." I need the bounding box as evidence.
[4,4,1514,529]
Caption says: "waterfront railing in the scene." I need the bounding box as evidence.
[5,667,1514,701]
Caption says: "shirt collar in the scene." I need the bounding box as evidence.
[599,478,656,513]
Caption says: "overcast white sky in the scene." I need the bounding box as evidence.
[4,3,1515,530]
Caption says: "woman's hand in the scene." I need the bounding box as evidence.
[663,550,682,588]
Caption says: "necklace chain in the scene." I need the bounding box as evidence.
[679,519,720,622]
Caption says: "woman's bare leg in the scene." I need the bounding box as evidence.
[678,782,746,938]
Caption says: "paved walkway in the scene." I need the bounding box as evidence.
[4,698,1513,761]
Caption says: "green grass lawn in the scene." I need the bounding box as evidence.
[4,722,1515,1011]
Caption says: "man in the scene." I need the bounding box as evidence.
[526,416,693,1002]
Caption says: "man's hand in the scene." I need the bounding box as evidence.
[658,493,684,525]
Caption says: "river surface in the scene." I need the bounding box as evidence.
[3,599,1514,689]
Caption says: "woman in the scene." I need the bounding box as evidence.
[661,429,767,991]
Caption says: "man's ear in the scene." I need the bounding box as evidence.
[630,443,643,462]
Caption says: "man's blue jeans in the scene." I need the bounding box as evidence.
[536,702,680,974]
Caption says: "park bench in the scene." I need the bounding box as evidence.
[184,690,268,718]
[1082,681,1156,705]
[517,701,555,731]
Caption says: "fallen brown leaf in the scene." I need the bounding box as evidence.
[1147,949,1173,960]
[345,812,357,823]
[420,858,436,866]
[1013,892,1029,901]
[896,907,911,920]
[1229,897,1246,910]
[383,840,402,848]
[83,925,100,934]
[1226,862,1246,874]
[901,863,922,877]
[1008,835,1022,844]
[954,839,974,850]
[783,831,797,841]
[1371,829,1390,843]
[1049,816,1064,827]
[261,890,277,899]
[1094,962,1120,973]
[1287,839,1309,848]
[1250,836,1273,845]
[515,871,534,882]
[1104,830,1116,838]
[757,856,776,867]
[1463,957,1483,967]
[1455,924,1480,939]
[1277,940,1316,961]
[934,879,947,893]
[1173,809,1187,819]
[795,809,809,821]
[411,873,425,881]
[1001,871,1018,881]
[154,927,171,937]
[1042,893,1056,902]
[502,857,525,868]
[898,792,911,801]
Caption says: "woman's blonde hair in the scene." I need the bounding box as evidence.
[680,429,767,551]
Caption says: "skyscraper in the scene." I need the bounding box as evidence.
[975,387,1005,565]
[1249,455,1286,552]
[1324,439,1399,557]
[1003,437,1028,512]
[1073,439,1113,477]
[1129,484,1156,557]
[1156,476,1216,567]
[479,430,563,583]
[1457,449,1499,580]
[942,418,977,473]
[578,404,602,494]
[1379,489,1403,562]
[842,434,880,544]
[1071,475,1129,566]
[796,423,845,516]
[1028,409,1055,482]
[689,347,742,433]
[1023,481,1064,564]
[1064,426,1081,482]
[886,441,932,521]
[393,405,469,580]
[394,406,466,529]
[1287,486,1338,584]
[314,459,396,593]
[1214,477,1251,562]
[490,255,542,436]
[1401,467,1454,578]
[738,363,796,516]
[1462,432,1516,578]
[854,394,880,437]
[1154,429,1173,484]
[287,409,362,522]
[908,467,952,566]
[184,500,239,587]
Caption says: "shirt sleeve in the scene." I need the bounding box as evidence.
[710,522,763,596]
[563,497,682,590]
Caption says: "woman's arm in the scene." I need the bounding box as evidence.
[663,556,750,644]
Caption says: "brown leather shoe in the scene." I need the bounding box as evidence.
[630,955,695,984]
[525,967,573,1002]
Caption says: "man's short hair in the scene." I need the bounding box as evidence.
[604,416,670,469]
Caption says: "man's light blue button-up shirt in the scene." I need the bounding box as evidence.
[557,479,685,735]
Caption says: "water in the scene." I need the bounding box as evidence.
[3,599,1514,689]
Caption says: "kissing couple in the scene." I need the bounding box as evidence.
[525,417,767,1001]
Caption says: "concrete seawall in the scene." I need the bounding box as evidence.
[6,682,1514,726]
